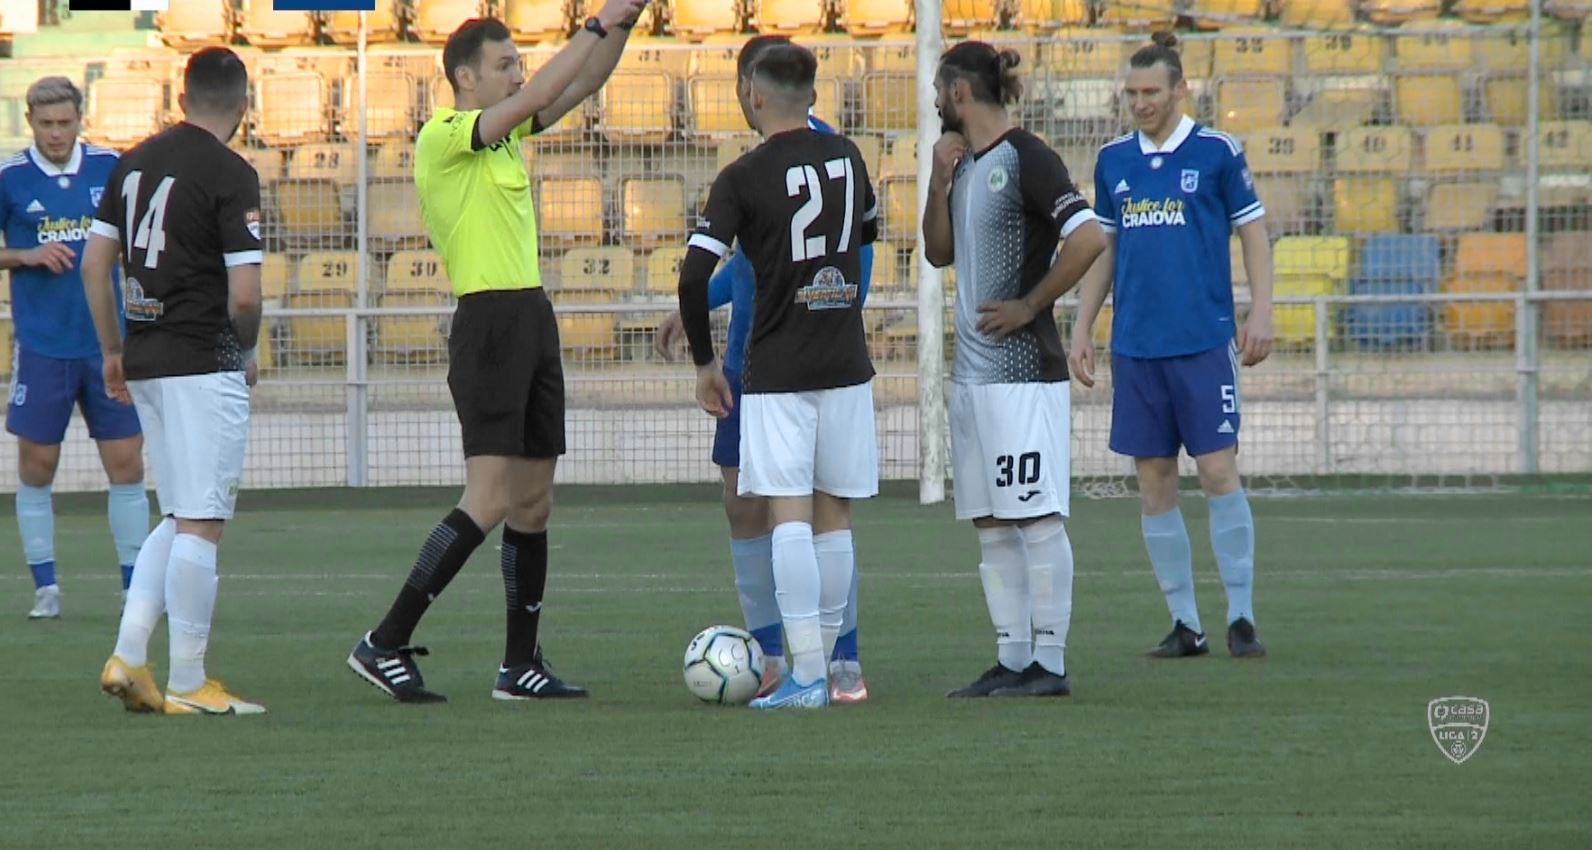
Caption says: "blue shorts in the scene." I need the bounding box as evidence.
[1109,342,1240,459]
[711,369,744,469]
[6,347,142,445]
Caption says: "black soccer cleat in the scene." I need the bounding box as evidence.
[990,662,1072,698]
[947,663,1026,698]
[347,632,447,703]
[1146,620,1210,658]
[1227,617,1267,658]
[492,649,588,700]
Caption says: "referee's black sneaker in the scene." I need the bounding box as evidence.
[492,650,588,700]
[947,663,1025,698]
[1227,617,1267,658]
[990,662,1071,698]
[1146,620,1210,658]
[347,632,447,703]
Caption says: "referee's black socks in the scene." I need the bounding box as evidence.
[500,526,549,669]
[371,509,485,650]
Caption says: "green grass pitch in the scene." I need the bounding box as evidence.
[1,486,1587,848]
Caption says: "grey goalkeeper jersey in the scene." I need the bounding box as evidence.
[948,128,1095,385]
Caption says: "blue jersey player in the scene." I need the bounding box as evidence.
[1071,34,1274,659]
[0,77,146,619]
[655,35,874,703]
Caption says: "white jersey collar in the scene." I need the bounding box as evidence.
[1138,115,1195,155]
[28,142,83,176]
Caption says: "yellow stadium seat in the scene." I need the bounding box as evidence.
[1302,32,1385,74]
[1289,85,1381,128]
[386,250,448,292]
[1538,121,1592,169]
[1333,178,1400,233]
[559,247,636,295]
[1215,79,1286,134]
[272,179,345,242]
[944,0,999,34]
[1013,0,1091,30]
[1274,273,1341,344]
[881,178,918,244]
[1275,235,1353,279]
[374,290,451,363]
[281,290,353,363]
[713,136,759,173]
[412,0,484,44]
[843,0,913,36]
[1474,24,1571,71]
[1187,0,1268,28]
[1275,0,1356,28]
[537,177,604,248]
[84,76,164,150]
[156,1,231,49]
[370,142,415,180]
[296,251,359,293]
[1452,0,1530,23]
[1213,29,1294,77]
[1423,181,1499,231]
[1423,124,1506,175]
[1046,33,1123,77]
[1363,0,1442,23]
[851,134,884,178]
[325,2,401,44]
[756,0,828,33]
[287,143,358,185]
[1542,232,1592,347]
[672,0,742,39]
[504,0,570,42]
[241,147,286,186]
[599,72,676,143]
[1052,79,1117,122]
[688,75,742,135]
[261,254,294,300]
[1392,21,1473,70]
[861,73,917,133]
[368,182,428,247]
[620,178,687,250]
[1242,126,1321,175]
[644,246,685,298]
[880,135,916,178]
[104,47,179,80]
[1336,126,1415,174]
[1546,0,1592,21]
[341,71,416,140]
[1441,274,1515,348]
[256,72,329,146]
[803,35,867,79]
[686,39,742,77]
[239,1,316,47]
[1482,76,1556,126]
[616,37,693,79]
[1393,74,1463,126]
[866,42,918,73]
[1252,176,1313,235]
[814,76,843,131]
[1098,0,1177,29]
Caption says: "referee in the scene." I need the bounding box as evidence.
[348,3,647,703]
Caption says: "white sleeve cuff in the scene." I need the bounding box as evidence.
[1230,203,1265,227]
[687,233,729,257]
[90,219,120,240]
[223,250,264,268]
[1059,208,1097,239]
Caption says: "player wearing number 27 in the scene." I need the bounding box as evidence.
[1070,33,1274,659]
[924,43,1106,698]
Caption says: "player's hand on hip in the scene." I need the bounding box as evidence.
[976,299,1036,340]
[695,361,732,419]
[931,132,968,185]
[102,354,132,405]
[24,243,75,275]
[1068,332,1097,388]
[1238,309,1273,366]
[653,311,684,362]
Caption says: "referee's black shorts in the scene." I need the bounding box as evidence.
[447,287,565,459]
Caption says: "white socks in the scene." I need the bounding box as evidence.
[114,518,177,667]
[1020,517,1074,677]
[977,525,1032,673]
[813,529,855,664]
[771,521,824,686]
[165,534,220,694]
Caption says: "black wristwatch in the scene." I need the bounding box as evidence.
[583,16,609,38]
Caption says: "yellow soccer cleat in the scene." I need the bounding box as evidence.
[100,655,164,713]
[163,679,267,716]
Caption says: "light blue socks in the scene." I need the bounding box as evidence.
[1142,506,1201,634]
[108,483,150,591]
[1208,489,1256,625]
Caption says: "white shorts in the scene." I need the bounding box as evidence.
[738,381,879,499]
[950,381,1071,521]
[130,372,251,521]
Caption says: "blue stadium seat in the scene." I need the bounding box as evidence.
[1345,234,1439,348]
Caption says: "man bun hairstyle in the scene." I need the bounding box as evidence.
[1129,31,1184,85]
[938,41,1024,106]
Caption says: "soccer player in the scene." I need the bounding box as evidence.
[347,4,647,703]
[84,47,266,715]
[1069,32,1273,659]
[652,34,873,703]
[0,76,147,619]
[921,43,1106,698]
[678,42,878,711]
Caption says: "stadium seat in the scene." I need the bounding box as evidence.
[370,142,415,180]
[1452,0,1530,23]
[1212,29,1294,77]
[1274,273,1341,345]
[1455,233,1527,278]
[881,177,918,245]
[862,73,917,132]
[1097,0,1177,29]
[1423,124,1506,175]
[1045,32,1123,77]
[1474,24,1571,71]
[1482,76,1556,126]
[1393,74,1463,126]
[256,72,330,146]
[686,39,742,78]
[1012,0,1091,30]
[842,0,913,36]
[1440,274,1515,348]
[1044,78,1117,123]
[367,182,428,247]
[1348,233,1441,348]
[1274,0,1356,28]
[1252,176,1314,236]
[754,0,828,34]
[374,290,451,363]
[280,290,353,363]
[296,251,359,294]
[1336,126,1414,174]
[1538,121,1592,170]
[103,47,180,80]
[341,72,417,140]
[1187,0,1268,28]
[1289,84,1381,129]
[1363,0,1443,24]
[644,246,685,299]
[814,75,844,131]
[241,147,286,186]
[880,136,916,178]
[616,37,694,79]
[803,35,868,80]
[537,177,605,248]
[386,250,448,292]
[1333,178,1401,233]
[504,0,570,42]
[1274,235,1352,344]
[84,76,164,150]
[156,1,231,49]
[260,254,294,300]
[559,246,636,295]
[1392,20,1473,70]
[688,75,742,136]
[620,178,687,250]
[1545,0,1592,19]
[672,0,742,38]
[412,0,484,44]
[599,72,676,143]
[1215,79,1286,134]
[239,1,316,47]
[324,2,400,44]
[851,134,884,178]
[1302,32,1385,75]
[1542,233,1592,347]
[1242,126,1321,175]
[1422,182,1499,232]
[1276,235,1353,280]
[272,179,345,244]
[943,0,999,34]
[713,135,758,173]
[286,143,359,185]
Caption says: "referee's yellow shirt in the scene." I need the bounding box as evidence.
[414,107,540,296]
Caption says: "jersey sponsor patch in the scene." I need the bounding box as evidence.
[36,215,93,244]
[124,276,165,321]
[1119,197,1188,228]
[796,265,858,310]
[244,208,261,241]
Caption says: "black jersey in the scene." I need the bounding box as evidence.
[679,128,878,394]
[91,122,263,381]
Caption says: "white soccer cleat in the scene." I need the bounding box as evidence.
[28,584,60,619]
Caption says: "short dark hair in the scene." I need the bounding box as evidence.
[183,47,248,114]
[1129,31,1184,85]
[749,42,817,92]
[444,18,513,92]
[938,41,1023,106]
[737,34,791,79]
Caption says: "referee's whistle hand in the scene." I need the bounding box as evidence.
[695,363,732,419]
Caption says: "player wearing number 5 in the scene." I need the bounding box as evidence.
[1070,33,1274,659]
[923,43,1105,698]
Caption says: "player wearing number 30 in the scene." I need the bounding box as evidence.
[923,43,1106,699]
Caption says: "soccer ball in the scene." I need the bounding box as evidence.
[682,625,765,705]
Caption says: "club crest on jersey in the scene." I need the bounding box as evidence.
[795,266,858,311]
[245,209,261,241]
[987,166,1009,193]
[1181,169,1200,193]
[90,187,104,208]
